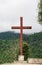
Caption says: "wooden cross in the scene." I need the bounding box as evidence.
[11,17,32,55]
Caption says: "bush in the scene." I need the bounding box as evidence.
[23,42,29,60]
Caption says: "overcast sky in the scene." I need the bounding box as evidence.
[0,0,42,34]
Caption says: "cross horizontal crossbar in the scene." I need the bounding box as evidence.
[11,26,32,29]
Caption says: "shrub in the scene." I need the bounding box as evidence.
[23,42,29,60]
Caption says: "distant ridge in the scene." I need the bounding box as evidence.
[0,31,20,40]
[0,31,42,40]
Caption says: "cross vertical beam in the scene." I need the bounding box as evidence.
[20,17,23,55]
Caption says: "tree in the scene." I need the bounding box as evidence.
[38,0,42,24]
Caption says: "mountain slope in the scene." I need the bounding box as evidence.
[0,31,42,63]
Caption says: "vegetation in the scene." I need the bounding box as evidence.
[38,0,42,24]
[0,31,42,64]
[23,42,29,60]
[0,39,20,63]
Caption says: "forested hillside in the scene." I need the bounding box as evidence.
[0,31,42,63]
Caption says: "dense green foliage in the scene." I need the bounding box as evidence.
[0,39,20,63]
[23,42,29,60]
[0,31,42,64]
[38,0,42,24]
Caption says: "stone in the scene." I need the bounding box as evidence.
[18,55,24,61]
[28,58,42,64]
[1,63,42,65]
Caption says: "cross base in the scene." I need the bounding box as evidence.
[18,55,24,62]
